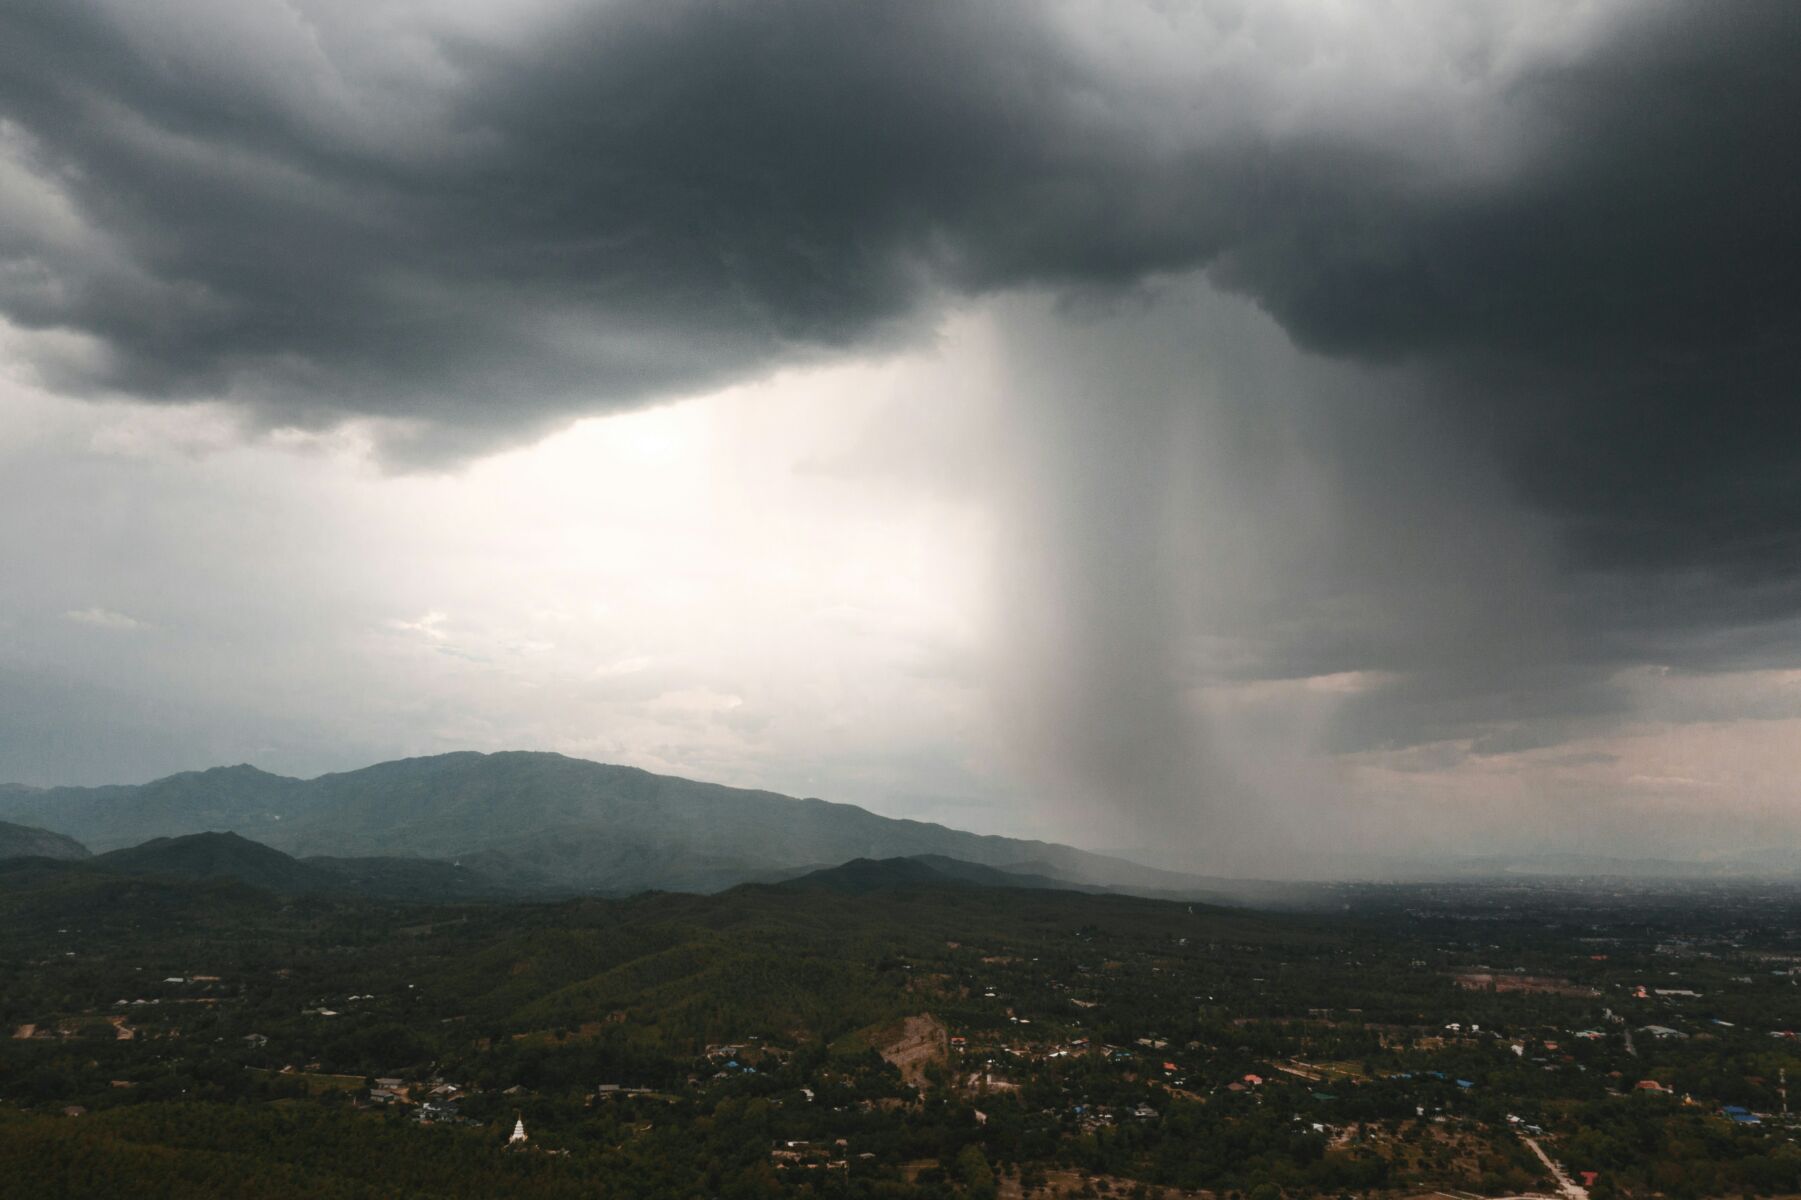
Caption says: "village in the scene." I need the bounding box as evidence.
[3,874,1799,1197]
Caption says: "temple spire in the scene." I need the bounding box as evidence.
[509,1114,527,1145]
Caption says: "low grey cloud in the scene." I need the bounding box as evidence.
[62,606,145,630]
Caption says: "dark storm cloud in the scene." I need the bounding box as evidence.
[6,0,1801,803]
[4,1,1794,562]
[1210,5,1801,579]
[0,0,1228,453]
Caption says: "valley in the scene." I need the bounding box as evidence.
[2,840,1798,1198]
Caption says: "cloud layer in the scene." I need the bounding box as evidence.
[5,3,1793,485]
[3,1,1799,867]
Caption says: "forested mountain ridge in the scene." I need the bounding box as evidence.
[0,764,300,852]
[0,751,1209,896]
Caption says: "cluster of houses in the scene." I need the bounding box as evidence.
[361,1074,478,1125]
[769,1137,855,1173]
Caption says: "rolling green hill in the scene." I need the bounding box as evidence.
[78,832,512,901]
[781,855,1107,896]
[0,819,89,862]
[94,832,337,895]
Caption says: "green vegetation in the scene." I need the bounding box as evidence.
[2,852,1799,1197]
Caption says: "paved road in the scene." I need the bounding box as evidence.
[1524,1135,1589,1200]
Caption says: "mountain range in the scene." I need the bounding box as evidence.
[0,751,1215,898]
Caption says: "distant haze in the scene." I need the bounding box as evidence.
[2,1,1799,875]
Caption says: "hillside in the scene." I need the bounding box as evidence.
[301,854,517,902]
[94,832,334,895]
[784,855,1107,895]
[0,751,1216,897]
[782,856,971,894]
[0,846,1307,1054]
[0,819,89,862]
[2,837,1794,1200]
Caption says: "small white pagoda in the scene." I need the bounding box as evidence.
[508,1115,528,1146]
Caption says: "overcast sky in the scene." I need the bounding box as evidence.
[2,0,1798,874]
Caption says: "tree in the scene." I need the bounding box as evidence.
[958,1143,998,1200]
